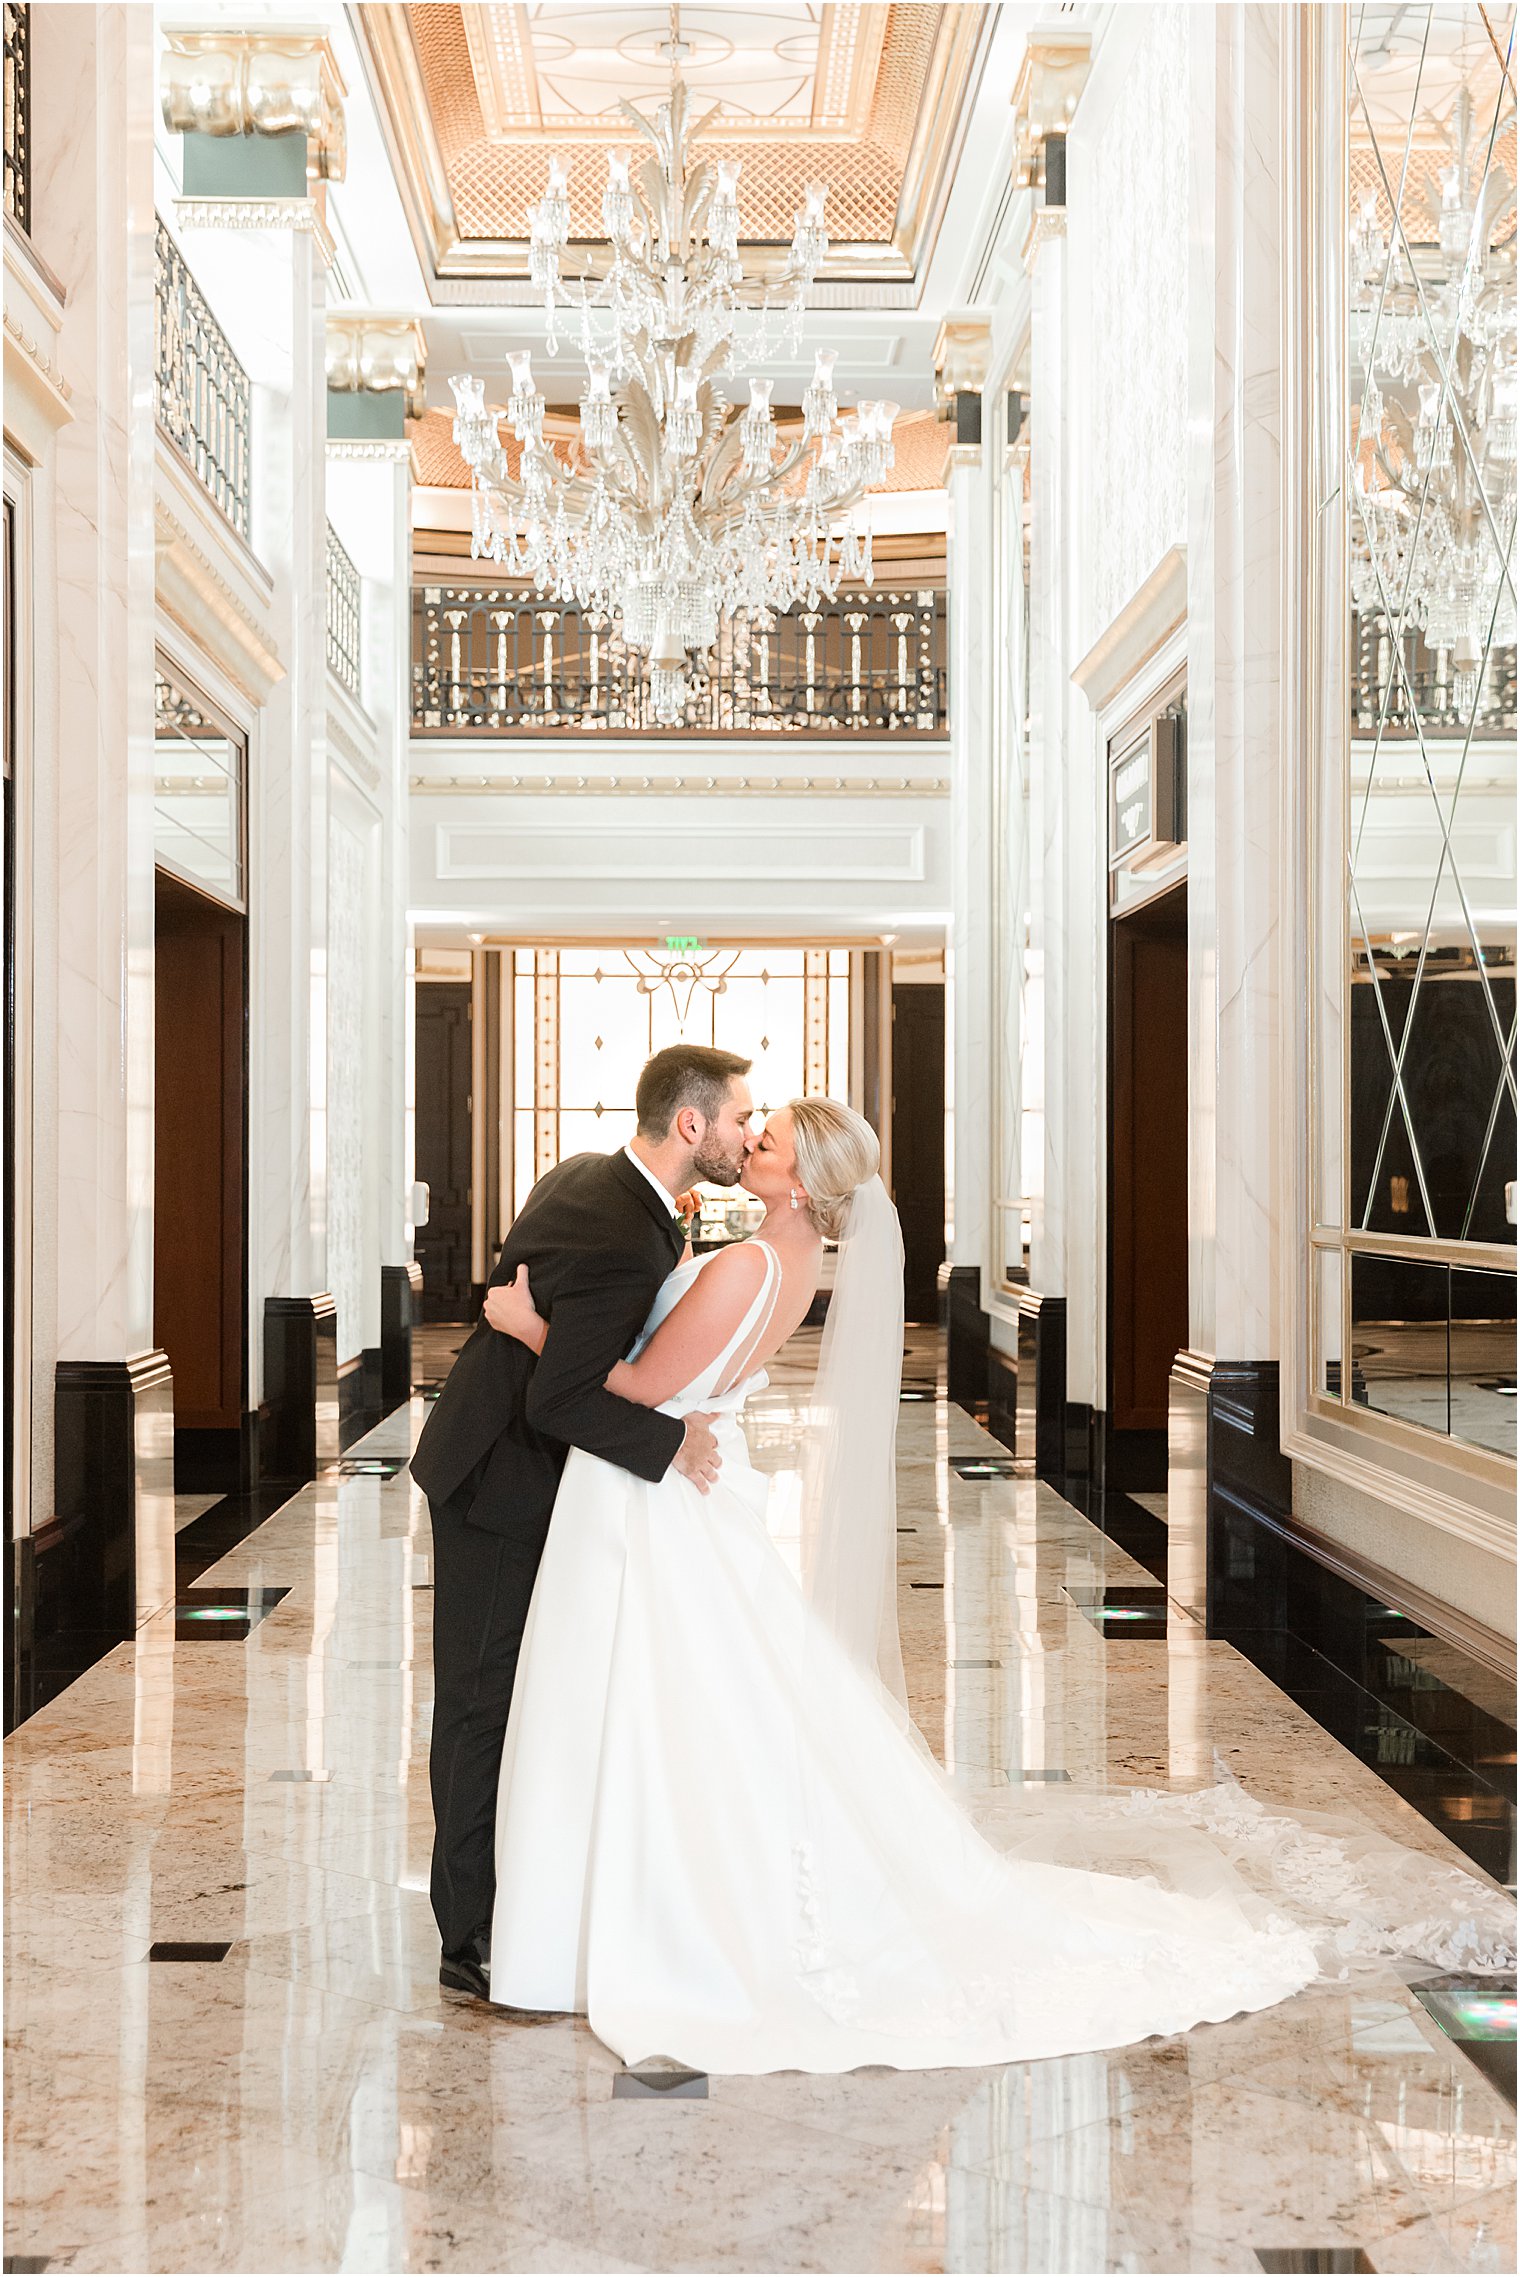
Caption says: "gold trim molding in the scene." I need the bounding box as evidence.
[933,313,992,402]
[162,30,348,181]
[326,314,428,419]
[1010,29,1092,187]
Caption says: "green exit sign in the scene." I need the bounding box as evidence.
[664,935,705,953]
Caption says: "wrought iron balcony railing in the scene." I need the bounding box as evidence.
[4,2,29,235]
[154,217,252,542]
[326,522,361,698]
[411,583,947,737]
[1354,609,1517,738]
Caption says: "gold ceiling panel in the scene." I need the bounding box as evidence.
[356,2,987,288]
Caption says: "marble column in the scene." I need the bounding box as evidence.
[1015,210,1075,1472]
[30,4,172,1667]
[1024,215,1069,1305]
[937,320,995,1410]
[1173,4,1291,1614]
[1187,0,1283,1366]
[171,200,333,1473]
[945,397,994,1277]
[325,437,415,1405]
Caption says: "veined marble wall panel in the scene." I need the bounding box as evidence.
[327,445,415,1281]
[1086,3,1190,643]
[37,3,159,1364]
[327,805,370,1363]
[409,788,951,937]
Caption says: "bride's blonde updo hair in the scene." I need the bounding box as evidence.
[788,1098,881,1241]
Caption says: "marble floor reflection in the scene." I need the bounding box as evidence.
[5,1337,1515,2275]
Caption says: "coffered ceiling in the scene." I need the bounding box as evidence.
[353,2,993,299]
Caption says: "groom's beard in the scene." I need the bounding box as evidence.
[691,1138,747,1187]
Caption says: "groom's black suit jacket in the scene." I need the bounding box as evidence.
[410,1148,687,1538]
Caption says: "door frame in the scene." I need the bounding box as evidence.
[152,645,251,1470]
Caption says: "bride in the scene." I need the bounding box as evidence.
[481,1099,1512,2075]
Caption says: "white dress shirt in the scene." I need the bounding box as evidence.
[622,1144,680,1218]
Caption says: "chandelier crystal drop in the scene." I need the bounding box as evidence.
[448,8,896,724]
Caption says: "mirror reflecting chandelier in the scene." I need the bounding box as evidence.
[449,6,897,724]
[1349,76,1518,721]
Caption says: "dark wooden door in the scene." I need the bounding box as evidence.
[1109,886,1189,1434]
[154,870,247,1474]
[415,981,473,1320]
[892,982,947,1323]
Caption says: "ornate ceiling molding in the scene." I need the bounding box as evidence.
[162,30,349,181]
[353,2,989,298]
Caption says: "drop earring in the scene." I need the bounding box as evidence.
[789,1189,801,1211]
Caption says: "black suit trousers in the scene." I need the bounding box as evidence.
[427,1468,556,1958]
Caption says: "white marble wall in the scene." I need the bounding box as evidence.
[34,5,159,1367]
[1007,4,1281,1412]
[327,444,415,1297]
[1086,5,1191,643]
[1186,2,1284,1367]
[172,212,331,1376]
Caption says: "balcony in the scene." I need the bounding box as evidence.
[4,1,28,235]
[411,581,947,738]
[154,217,251,542]
[326,521,361,698]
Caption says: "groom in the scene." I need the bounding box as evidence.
[411,1042,756,1998]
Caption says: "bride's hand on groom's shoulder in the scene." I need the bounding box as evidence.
[484,1264,543,1346]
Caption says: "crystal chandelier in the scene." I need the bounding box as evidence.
[1349,83,1518,721]
[448,7,897,725]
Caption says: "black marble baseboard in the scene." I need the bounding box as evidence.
[338,1349,384,1452]
[987,1346,1019,1454]
[943,1266,989,1411]
[1016,1290,1066,1481]
[261,1296,338,1488]
[380,1262,423,1409]
[1189,1355,1515,1885]
[20,1351,175,1723]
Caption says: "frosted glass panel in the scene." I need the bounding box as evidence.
[510,946,855,1200]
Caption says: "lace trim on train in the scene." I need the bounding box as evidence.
[1111,1779,1516,1973]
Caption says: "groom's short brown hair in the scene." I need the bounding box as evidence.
[636,1045,752,1140]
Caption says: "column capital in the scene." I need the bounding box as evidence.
[932,313,993,405]
[161,30,347,181]
[1011,28,1092,188]
[326,314,428,421]
[1021,205,1069,276]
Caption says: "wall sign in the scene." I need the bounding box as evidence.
[1108,712,1184,872]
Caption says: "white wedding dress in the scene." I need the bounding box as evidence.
[489,1241,1416,2076]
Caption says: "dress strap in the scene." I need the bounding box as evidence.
[710,1239,783,1397]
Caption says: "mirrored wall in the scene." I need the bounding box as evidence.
[1315,4,1516,1465]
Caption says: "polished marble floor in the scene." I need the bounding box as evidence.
[5,1334,1516,2275]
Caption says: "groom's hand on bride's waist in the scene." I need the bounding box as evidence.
[672,1411,721,1494]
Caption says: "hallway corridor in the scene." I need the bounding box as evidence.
[5,1339,1514,2276]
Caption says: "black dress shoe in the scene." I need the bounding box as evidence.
[439,1929,491,2001]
